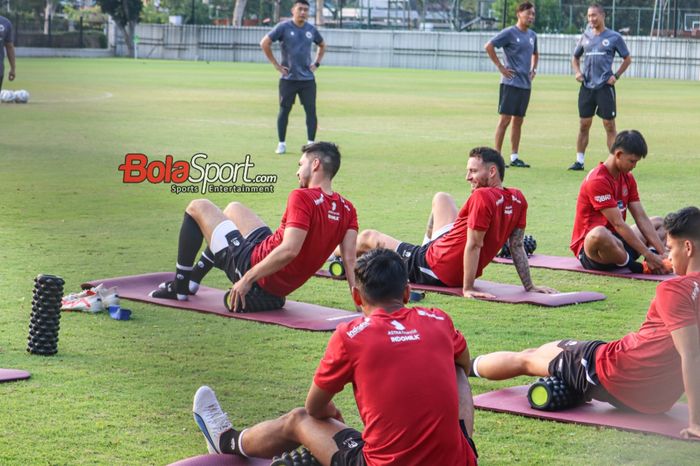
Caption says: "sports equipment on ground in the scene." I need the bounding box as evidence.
[328,257,345,278]
[527,376,583,411]
[0,89,15,103]
[497,235,537,258]
[14,90,29,103]
[28,274,64,356]
[0,368,31,383]
[270,447,320,466]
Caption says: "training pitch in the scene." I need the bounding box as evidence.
[0,58,699,464]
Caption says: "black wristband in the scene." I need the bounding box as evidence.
[314,62,320,68]
[614,72,620,80]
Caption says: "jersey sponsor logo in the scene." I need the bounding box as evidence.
[390,320,406,331]
[313,194,324,205]
[504,205,513,215]
[511,194,522,204]
[594,194,612,203]
[346,318,370,339]
[328,200,340,222]
[602,39,610,47]
[305,31,313,39]
[496,195,504,206]
[417,309,445,320]
[388,326,421,343]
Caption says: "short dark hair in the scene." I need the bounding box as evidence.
[294,0,310,6]
[302,141,341,179]
[517,2,535,13]
[469,146,506,181]
[610,130,648,158]
[354,248,408,304]
[589,3,606,15]
[664,207,700,242]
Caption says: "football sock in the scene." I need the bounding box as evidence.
[469,356,483,378]
[576,152,585,164]
[219,427,242,455]
[510,153,519,162]
[175,213,203,295]
[190,247,215,293]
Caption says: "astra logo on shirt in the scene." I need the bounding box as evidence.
[594,194,612,203]
[387,326,420,343]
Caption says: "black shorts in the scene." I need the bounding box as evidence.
[331,428,366,466]
[279,79,316,108]
[578,233,640,271]
[395,242,445,286]
[578,84,616,120]
[213,226,286,312]
[548,339,627,408]
[498,84,531,117]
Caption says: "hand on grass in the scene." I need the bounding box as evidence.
[528,285,558,294]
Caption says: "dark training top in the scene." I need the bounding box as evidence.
[574,28,630,89]
[267,20,323,81]
[0,16,13,76]
[489,25,538,90]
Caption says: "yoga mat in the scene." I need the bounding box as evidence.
[474,385,692,440]
[493,254,675,282]
[0,369,31,383]
[169,454,268,466]
[314,270,606,307]
[83,273,357,332]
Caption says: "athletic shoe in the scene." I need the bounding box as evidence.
[193,386,234,454]
[510,159,530,168]
[642,258,673,274]
[97,286,120,308]
[275,142,286,154]
[149,281,189,301]
[61,290,104,312]
[568,162,585,171]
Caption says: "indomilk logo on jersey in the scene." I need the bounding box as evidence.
[118,152,278,195]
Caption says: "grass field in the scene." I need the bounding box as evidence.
[0,58,699,465]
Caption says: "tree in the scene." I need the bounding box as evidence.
[233,0,248,25]
[97,0,142,57]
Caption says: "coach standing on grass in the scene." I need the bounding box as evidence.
[0,15,16,91]
[485,1,538,169]
[569,3,631,171]
[260,0,325,155]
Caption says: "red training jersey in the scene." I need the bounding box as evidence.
[570,163,640,256]
[252,187,358,296]
[596,272,700,414]
[314,307,477,466]
[426,187,527,286]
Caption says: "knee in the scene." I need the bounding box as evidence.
[223,201,243,217]
[281,407,309,438]
[432,192,453,208]
[186,199,212,217]
[511,117,524,127]
[579,120,593,131]
[497,116,511,128]
[358,229,380,249]
[602,120,616,132]
[518,348,539,373]
[586,226,609,244]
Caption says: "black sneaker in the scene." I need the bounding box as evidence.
[568,161,585,171]
[149,280,188,301]
[510,158,530,168]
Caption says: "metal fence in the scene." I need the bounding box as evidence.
[10,13,107,48]
[112,24,700,81]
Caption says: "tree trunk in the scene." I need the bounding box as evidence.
[233,0,248,26]
[117,21,135,58]
[316,0,324,25]
[273,0,280,23]
[44,0,55,35]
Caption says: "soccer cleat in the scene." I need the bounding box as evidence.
[149,281,188,301]
[97,286,120,308]
[193,386,234,454]
[61,290,104,313]
[568,161,585,171]
[509,158,530,168]
[275,142,286,154]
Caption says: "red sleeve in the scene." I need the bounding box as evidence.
[627,174,640,203]
[285,190,312,231]
[466,190,494,232]
[516,190,527,230]
[655,279,699,332]
[313,329,353,394]
[585,177,618,211]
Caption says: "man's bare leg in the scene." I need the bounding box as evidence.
[424,192,459,241]
[472,341,564,380]
[494,114,512,155]
[510,116,525,155]
[602,118,617,151]
[582,226,630,266]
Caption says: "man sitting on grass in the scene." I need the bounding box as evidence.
[471,206,700,440]
[192,248,479,465]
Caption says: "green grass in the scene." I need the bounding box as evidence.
[1,58,699,464]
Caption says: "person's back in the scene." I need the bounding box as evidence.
[427,186,527,286]
[316,305,474,465]
[251,186,357,296]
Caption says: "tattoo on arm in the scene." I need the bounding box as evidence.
[509,228,534,291]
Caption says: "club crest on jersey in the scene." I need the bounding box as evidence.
[0,25,4,32]
[622,187,628,196]
[530,37,534,45]
[602,39,610,46]
[305,31,313,39]
[290,31,295,36]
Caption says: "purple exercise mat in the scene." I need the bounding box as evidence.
[474,385,692,440]
[83,273,357,332]
[314,271,606,307]
[169,454,268,466]
[493,254,675,282]
[0,369,31,383]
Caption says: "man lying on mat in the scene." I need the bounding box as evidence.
[151,142,359,312]
[570,130,671,274]
[192,248,478,465]
[352,146,555,299]
[471,206,700,440]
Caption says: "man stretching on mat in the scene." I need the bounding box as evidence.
[571,130,670,275]
[353,147,555,299]
[151,142,359,312]
[471,206,700,440]
[192,248,479,465]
